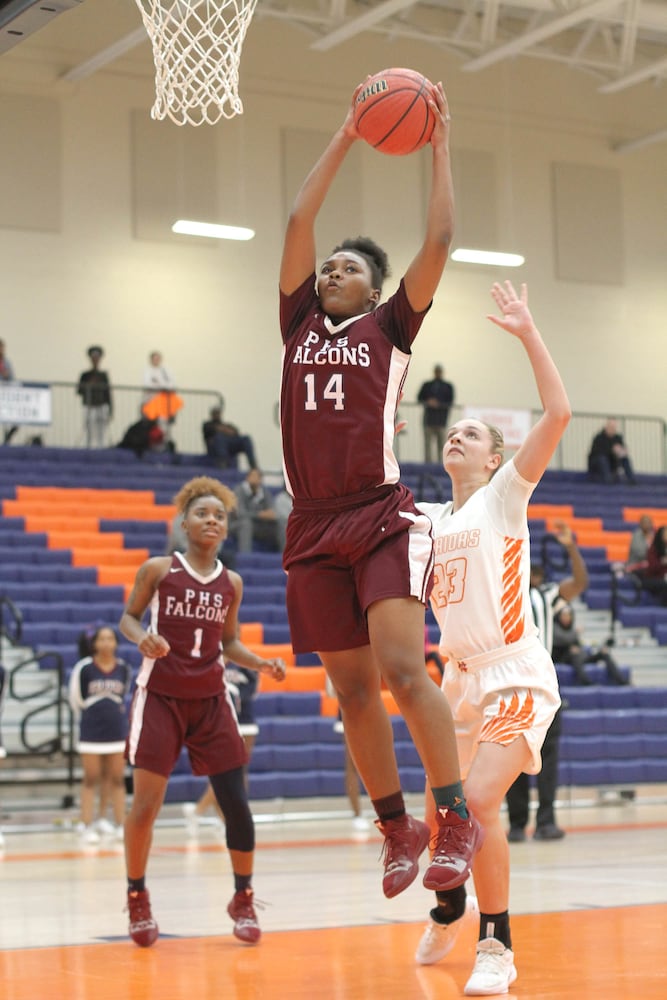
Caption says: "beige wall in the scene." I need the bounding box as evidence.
[0,16,665,468]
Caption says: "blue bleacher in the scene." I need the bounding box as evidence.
[1,447,666,803]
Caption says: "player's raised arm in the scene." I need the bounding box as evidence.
[280,96,359,296]
[487,281,571,483]
[403,82,454,313]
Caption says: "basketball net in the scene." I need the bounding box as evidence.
[134,0,258,126]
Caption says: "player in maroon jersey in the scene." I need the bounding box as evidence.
[119,476,286,948]
[278,82,482,901]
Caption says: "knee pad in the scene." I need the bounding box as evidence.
[209,768,255,853]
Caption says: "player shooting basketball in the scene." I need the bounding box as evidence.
[278,80,483,902]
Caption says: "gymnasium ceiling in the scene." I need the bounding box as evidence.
[1,0,666,147]
[258,0,667,87]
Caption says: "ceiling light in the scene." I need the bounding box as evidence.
[172,220,255,241]
[451,248,525,267]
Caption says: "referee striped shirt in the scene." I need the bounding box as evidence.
[530,582,562,655]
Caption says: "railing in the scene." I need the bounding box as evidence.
[0,594,22,645]
[3,380,666,473]
[3,381,223,457]
[393,403,667,474]
[0,596,76,794]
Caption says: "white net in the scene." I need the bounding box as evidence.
[135,0,258,126]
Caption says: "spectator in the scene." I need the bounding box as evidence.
[273,482,293,553]
[68,625,133,844]
[0,338,19,445]
[505,522,589,843]
[587,418,636,485]
[142,350,175,398]
[0,663,5,850]
[424,623,445,680]
[552,601,628,686]
[232,468,282,553]
[417,364,455,463]
[0,662,6,760]
[118,416,164,457]
[626,514,655,570]
[202,404,257,470]
[640,524,667,605]
[142,351,182,447]
[77,345,112,448]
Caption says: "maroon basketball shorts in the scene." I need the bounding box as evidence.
[126,687,247,778]
[284,483,434,653]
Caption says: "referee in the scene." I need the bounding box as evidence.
[505,522,589,841]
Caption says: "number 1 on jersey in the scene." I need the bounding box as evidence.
[190,627,203,658]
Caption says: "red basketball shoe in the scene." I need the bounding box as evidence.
[422,809,484,891]
[375,813,431,898]
[227,888,261,944]
[127,889,159,947]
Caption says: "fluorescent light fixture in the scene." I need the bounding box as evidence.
[172,220,255,241]
[451,248,525,267]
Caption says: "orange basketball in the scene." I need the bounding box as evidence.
[353,68,436,156]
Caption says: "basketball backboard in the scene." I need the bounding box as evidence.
[0,0,82,55]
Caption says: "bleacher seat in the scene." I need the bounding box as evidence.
[560,734,608,761]
[644,759,667,781]
[262,625,293,644]
[560,710,603,736]
[560,687,603,710]
[636,688,667,708]
[2,449,667,804]
[18,602,123,624]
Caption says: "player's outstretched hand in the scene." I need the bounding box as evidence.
[138,633,170,658]
[260,659,287,682]
[553,519,575,549]
[487,281,536,340]
[429,82,451,147]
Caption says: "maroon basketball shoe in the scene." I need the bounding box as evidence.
[227,888,261,944]
[375,813,431,898]
[422,809,484,892]
[127,889,159,947]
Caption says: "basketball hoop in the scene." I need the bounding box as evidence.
[134,0,258,126]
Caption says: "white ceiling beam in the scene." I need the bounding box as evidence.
[330,0,347,19]
[310,0,417,52]
[612,126,667,153]
[617,0,640,71]
[463,0,623,72]
[61,26,147,82]
[599,52,667,92]
[479,0,500,46]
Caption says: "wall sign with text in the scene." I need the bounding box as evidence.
[0,383,52,425]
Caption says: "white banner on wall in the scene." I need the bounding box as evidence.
[0,382,52,426]
[463,406,532,450]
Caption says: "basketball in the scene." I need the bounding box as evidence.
[353,68,436,156]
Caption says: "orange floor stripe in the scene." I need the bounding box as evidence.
[0,904,664,1000]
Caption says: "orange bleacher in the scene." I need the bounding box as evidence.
[6,485,176,523]
[623,507,667,527]
[527,504,574,521]
[2,486,176,597]
[45,532,125,550]
[528,506,632,562]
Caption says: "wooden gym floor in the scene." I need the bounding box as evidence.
[1,792,665,999]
